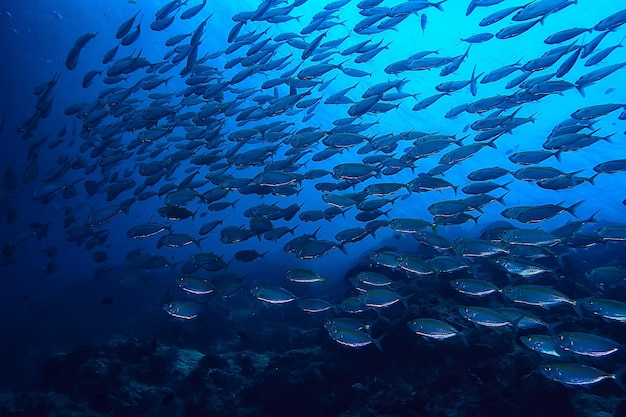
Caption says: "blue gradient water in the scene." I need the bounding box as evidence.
[1,1,626,415]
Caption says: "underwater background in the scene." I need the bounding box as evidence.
[1,0,626,415]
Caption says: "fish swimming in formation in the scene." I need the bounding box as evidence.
[4,1,626,403]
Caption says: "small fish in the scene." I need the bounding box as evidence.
[325,319,384,351]
[554,332,620,357]
[178,276,215,295]
[163,301,202,320]
[585,267,626,288]
[540,363,626,391]
[580,298,626,322]
[250,286,296,304]
[458,306,512,327]
[234,249,268,262]
[126,223,171,239]
[297,299,335,313]
[450,279,500,296]
[65,32,98,70]
[358,289,407,309]
[520,334,563,357]
[407,318,468,345]
[502,285,579,313]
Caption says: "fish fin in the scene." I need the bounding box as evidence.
[566,200,585,217]
[572,300,584,318]
[458,331,470,347]
[547,321,565,336]
[372,333,387,352]
[575,83,586,97]
[496,191,509,205]
[613,367,626,392]
[400,295,409,310]
[601,133,616,143]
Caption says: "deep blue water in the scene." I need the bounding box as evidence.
[1,0,626,416]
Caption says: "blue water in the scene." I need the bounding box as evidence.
[1,0,626,415]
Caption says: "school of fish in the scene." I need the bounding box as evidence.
[3,0,626,393]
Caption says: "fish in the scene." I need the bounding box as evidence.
[458,306,513,327]
[585,267,626,288]
[501,200,584,223]
[450,278,500,296]
[178,276,215,295]
[580,298,626,322]
[163,301,202,320]
[126,223,172,239]
[407,318,468,346]
[593,159,626,174]
[496,19,542,40]
[520,334,564,357]
[540,363,626,391]
[544,27,591,44]
[157,233,206,249]
[358,289,407,308]
[250,285,296,304]
[297,298,335,313]
[116,10,141,39]
[502,285,579,313]
[65,32,97,70]
[325,319,384,351]
[181,0,207,20]
[554,332,620,357]
[234,249,267,262]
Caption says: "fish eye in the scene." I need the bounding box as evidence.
[558,334,564,340]
[544,366,551,371]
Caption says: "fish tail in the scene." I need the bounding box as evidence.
[602,133,616,143]
[458,331,470,347]
[572,300,584,318]
[585,210,599,224]
[400,295,410,310]
[434,0,446,12]
[566,200,585,217]
[575,83,586,97]
[372,333,387,352]
[613,367,626,392]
